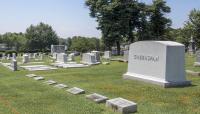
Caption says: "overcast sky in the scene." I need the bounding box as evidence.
[0,0,199,38]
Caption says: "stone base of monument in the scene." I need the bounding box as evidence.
[80,61,101,65]
[106,98,137,114]
[123,73,191,88]
[194,62,200,67]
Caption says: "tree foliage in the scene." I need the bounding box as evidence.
[25,22,59,52]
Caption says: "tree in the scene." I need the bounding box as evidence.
[25,22,59,52]
[149,0,171,40]
[184,9,200,48]
[86,0,141,55]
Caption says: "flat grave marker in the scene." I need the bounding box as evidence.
[44,80,57,85]
[67,87,85,95]
[54,84,68,89]
[86,93,108,103]
[106,98,137,114]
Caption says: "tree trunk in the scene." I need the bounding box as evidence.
[116,41,120,55]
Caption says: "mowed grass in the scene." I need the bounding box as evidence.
[0,55,200,114]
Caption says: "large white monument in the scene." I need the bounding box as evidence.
[103,51,111,59]
[123,41,191,88]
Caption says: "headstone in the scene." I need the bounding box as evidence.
[43,80,57,85]
[188,36,195,55]
[123,50,129,62]
[68,53,75,61]
[194,50,200,66]
[54,84,68,89]
[2,53,5,59]
[81,53,99,65]
[56,53,67,63]
[103,51,111,59]
[33,53,37,59]
[7,54,10,60]
[53,53,57,60]
[91,51,101,62]
[34,76,45,80]
[67,87,85,95]
[106,98,137,114]
[26,74,37,78]
[11,59,17,71]
[12,53,16,60]
[86,93,108,103]
[123,41,191,87]
[23,54,29,63]
[39,53,43,60]
[51,45,66,55]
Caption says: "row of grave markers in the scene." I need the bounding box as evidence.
[25,74,137,114]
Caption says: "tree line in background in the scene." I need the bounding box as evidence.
[0,23,101,53]
[0,0,200,54]
[86,0,200,54]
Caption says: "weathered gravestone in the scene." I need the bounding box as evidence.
[2,53,5,59]
[103,51,111,59]
[123,41,191,88]
[44,80,57,85]
[194,50,200,66]
[106,98,137,114]
[56,53,67,63]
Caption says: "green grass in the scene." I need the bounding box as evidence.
[0,55,200,114]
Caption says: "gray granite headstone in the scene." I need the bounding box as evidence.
[86,93,108,103]
[67,87,85,95]
[91,51,101,62]
[106,98,137,114]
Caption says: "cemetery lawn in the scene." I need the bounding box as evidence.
[0,55,200,114]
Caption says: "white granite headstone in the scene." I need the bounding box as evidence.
[82,53,99,65]
[23,54,29,63]
[123,41,191,87]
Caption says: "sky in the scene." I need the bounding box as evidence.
[0,0,199,38]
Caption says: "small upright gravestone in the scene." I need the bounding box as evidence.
[188,36,195,55]
[2,53,6,59]
[12,53,16,60]
[123,50,129,62]
[123,41,191,88]
[11,59,17,71]
[23,54,29,63]
[103,51,111,59]
[194,50,200,66]
[7,54,10,60]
